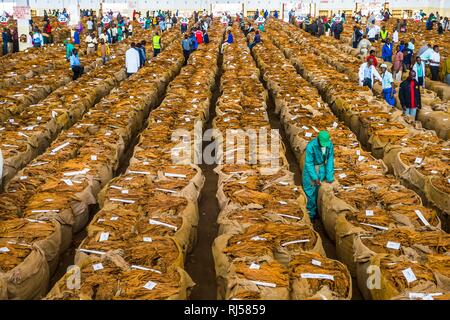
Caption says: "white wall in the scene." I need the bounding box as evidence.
[5,0,450,16]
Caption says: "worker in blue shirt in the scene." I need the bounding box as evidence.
[221,29,233,53]
[73,28,80,45]
[302,130,334,220]
[70,48,84,80]
[274,10,279,19]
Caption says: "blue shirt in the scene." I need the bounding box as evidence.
[227,33,233,44]
[181,38,191,51]
[70,54,81,67]
[73,31,80,44]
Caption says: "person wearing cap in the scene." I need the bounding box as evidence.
[380,64,396,107]
[302,130,335,220]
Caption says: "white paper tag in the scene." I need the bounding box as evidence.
[301,273,334,281]
[249,263,261,270]
[149,219,178,231]
[386,241,401,250]
[357,156,365,162]
[109,198,135,204]
[99,232,110,242]
[121,189,129,194]
[51,110,58,118]
[278,200,288,205]
[250,280,276,288]
[91,155,97,161]
[365,210,374,216]
[250,236,267,241]
[143,237,152,242]
[356,150,361,156]
[414,210,430,226]
[332,122,338,128]
[281,239,310,247]
[402,267,417,283]
[143,281,157,290]
[338,173,347,179]
[92,263,104,271]
[62,179,74,186]
[164,172,187,179]
[415,157,423,165]
[110,216,119,221]
[305,132,313,137]
[0,247,10,253]
[311,259,322,266]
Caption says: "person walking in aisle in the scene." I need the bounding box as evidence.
[65,38,75,61]
[421,45,440,81]
[381,38,393,62]
[357,35,371,57]
[351,25,362,48]
[32,29,44,48]
[399,70,421,119]
[73,27,80,46]
[152,31,162,57]
[2,28,9,55]
[221,29,233,53]
[125,43,140,77]
[366,50,379,68]
[195,28,203,45]
[249,30,261,50]
[359,58,382,90]
[182,33,191,63]
[380,64,396,107]
[393,46,405,82]
[441,56,450,85]
[302,130,334,221]
[70,49,84,80]
[412,56,426,88]
[203,30,209,44]
[85,32,97,55]
[97,38,110,65]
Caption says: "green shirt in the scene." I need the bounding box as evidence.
[66,43,75,59]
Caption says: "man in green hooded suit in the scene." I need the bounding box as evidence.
[302,130,335,220]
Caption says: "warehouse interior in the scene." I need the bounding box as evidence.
[0,0,449,303]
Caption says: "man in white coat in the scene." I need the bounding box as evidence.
[125,42,140,77]
[359,58,382,90]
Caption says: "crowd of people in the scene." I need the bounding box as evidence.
[351,15,449,119]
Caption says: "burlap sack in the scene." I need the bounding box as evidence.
[291,261,353,300]
[424,176,450,231]
[318,182,357,241]
[1,245,49,300]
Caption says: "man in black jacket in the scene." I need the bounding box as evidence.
[399,70,421,119]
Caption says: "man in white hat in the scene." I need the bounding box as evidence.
[380,63,396,107]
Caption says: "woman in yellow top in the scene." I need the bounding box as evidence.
[440,56,450,84]
[97,38,111,64]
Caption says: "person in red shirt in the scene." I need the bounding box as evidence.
[366,49,378,67]
[195,28,203,45]
[399,70,421,119]
[43,21,52,44]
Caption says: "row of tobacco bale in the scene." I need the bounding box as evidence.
[211,25,353,300]
[0,28,186,300]
[304,32,450,141]
[0,24,159,117]
[42,22,225,300]
[260,21,450,300]
[0,27,177,186]
[268,20,450,233]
